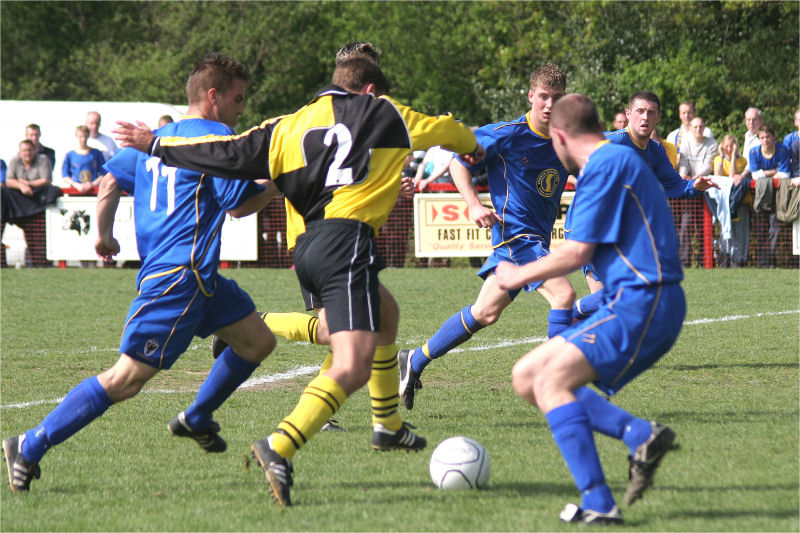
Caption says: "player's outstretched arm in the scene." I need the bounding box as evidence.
[449,156,500,228]
[95,172,122,260]
[113,121,156,154]
[495,240,595,291]
[692,175,720,191]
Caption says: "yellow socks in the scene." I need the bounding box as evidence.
[368,344,403,431]
[262,312,319,344]
[271,374,347,459]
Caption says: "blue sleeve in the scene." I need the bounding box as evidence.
[455,125,500,173]
[212,177,265,211]
[93,149,105,170]
[783,132,795,153]
[652,143,697,198]
[749,147,761,172]
[0,160,6,184]
[103,147,140,193]
[777,145,791,173]
[61,152,72,178]
[568,159,626,244]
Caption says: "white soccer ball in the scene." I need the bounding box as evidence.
[429,436,490,490]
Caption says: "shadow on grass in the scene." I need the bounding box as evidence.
[658,410,797,423]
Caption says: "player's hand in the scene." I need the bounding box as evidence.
[693,175,719,191]
[494,261,524,291]
[95,236,120,260]
[460,145,485,167]
[469,202,501,228]
[399,176,415,199]
[113,121,156,153]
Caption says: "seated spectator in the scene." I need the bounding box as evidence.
[413,145,454,192]
[676,116,718,267]
[749,123,790,268]
[612,111,627,130]
[742,107,763,171]
[710,134,750,267]
[1,140,62,267]
[61,125,106,195]
[25,124,56,169]
[158,114,174,128]
[85,111,119,162]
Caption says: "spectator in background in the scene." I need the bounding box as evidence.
[0,159,6,184]
[750,123,790,268]
[677,116,718,267]
[612,111,627,130]
[742,107,763,170]
[782,108,800,182]
[158,115,174,128]
[1,139,61,267]
[667,101,713,160]
[61,125,106,195]
[25,124,56,169]
[85,111,119,162]
[413,145,454,192]
[711,134,750,267]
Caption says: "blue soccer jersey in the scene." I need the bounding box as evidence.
[568,142,683,293]
[749,143,791,174]
[783,131,799,177]
[459,113,568,247]
[605,128,697,198]
[104,117,264,293]
[62,148,105,183]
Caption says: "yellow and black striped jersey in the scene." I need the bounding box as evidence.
[150,85,477,248]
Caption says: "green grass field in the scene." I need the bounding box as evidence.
[1,267,798,532]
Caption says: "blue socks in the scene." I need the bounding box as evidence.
[546,402,616,513]
[184,346,259,430]
[574,386,653,455]
[410,306,485,374]
[22,376,112,463]
[573,291,604,321]
[547,308,573,338]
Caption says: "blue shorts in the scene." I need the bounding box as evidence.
[120,270,255,369]
[562,283,685,396]
[478,235,550,299]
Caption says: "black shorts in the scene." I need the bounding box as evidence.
[293,219,384,334]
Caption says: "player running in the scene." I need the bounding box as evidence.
[115,56,483,507]
[397,63,574,410]
[496,94,684,525]
[3,53,278,492]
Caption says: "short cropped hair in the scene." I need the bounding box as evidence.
[19,139,35,149]
[679,100,696,111]
[26,124,41,133]
[186,52,249,105]
[332,56,390,96]
[757,123,776,138]
[529,63,566,91]
[629,91,661,112]
[551,94,603,136]
[75,125,90,136]
[336,41,381,65]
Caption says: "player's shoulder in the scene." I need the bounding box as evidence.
[161,118,234,137]
[604,129,628,144]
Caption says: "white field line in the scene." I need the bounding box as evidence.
[2,309,797,410]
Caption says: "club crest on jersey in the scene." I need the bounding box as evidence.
[144,339,160,356]
[537,169,560,197]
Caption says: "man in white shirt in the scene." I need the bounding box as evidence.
[674,116,718,267]
[666,101,713,163]
[85,111,119,162]
[742,107,763,172]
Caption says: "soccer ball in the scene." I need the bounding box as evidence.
[429,436,490,490]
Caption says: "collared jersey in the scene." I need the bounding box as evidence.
[104,117,264,293]
[605,128,697,198]
[568,142,683,292]
[150,85,477,249]
[749,143,791,174]
[459,113,567,247]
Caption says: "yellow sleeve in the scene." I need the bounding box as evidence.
[381,96,477,155]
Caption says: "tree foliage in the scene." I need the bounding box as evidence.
[2,1,797,137]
